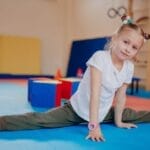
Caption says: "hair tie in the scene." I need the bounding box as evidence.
[121,14,133,24]
[121,14,150,41]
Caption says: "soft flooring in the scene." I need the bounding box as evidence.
[0,79,150,150]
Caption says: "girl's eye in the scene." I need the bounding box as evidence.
[123,40,129,44]
[133,46,138,50]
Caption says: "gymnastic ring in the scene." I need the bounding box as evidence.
[107,8,118,18]
[117,6,127,16]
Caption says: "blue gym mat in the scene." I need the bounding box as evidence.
[0,81,150,150]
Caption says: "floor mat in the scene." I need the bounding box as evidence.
[0,80,150,150]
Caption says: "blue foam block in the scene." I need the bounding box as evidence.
[30,81,56,108]
[72,81,80,94]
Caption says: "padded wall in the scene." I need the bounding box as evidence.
[0,35,41,74]
[67,37,108,77]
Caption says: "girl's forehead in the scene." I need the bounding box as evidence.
[119,29,144,44]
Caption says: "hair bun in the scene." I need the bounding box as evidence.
[144,33,150,40]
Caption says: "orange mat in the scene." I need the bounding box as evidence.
[0,79,27,85]
[126,96,150,111]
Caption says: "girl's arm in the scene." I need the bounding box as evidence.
[86,66,105,142]
[114,83,137,129]
[89,66,101,124]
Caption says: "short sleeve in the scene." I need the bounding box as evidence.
[86,51,105,72]
[124,61,134,84]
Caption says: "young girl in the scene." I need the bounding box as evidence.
[0,15,150,142]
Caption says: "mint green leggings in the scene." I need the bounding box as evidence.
[0,103,150,130]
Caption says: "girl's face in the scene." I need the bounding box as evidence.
[112,28,144,61]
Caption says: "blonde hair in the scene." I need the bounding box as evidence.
[105,23,145,50]
[118,24,145,37]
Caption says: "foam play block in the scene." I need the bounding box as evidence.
[29,79,62,108]
[60,78,81,99]
[28,77,50,102]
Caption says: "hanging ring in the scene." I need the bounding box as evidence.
[107,6,127,19]
[107,8,118,18]
[117,6,127,16]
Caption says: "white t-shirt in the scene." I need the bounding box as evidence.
[70,50,134,122]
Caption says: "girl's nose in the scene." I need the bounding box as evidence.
[125,48,130,53]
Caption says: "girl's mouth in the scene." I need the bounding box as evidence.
[120,51,129,57]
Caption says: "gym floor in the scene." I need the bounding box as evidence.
[0,79,150,150]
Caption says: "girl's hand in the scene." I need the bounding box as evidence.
[116,122,138,129]
[86,127,105,142]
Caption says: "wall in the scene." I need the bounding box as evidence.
[0,0,149,78]
[0,0,67,75]
[71,0,126,39]
[146,0,150,90]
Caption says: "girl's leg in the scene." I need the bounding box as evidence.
[103,107,150,123]
[0,103,86,131]
[122,108,150,123]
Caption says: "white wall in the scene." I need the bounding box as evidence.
[0,0,149,76]
[0,0,67,75]
[71,0,127,39]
